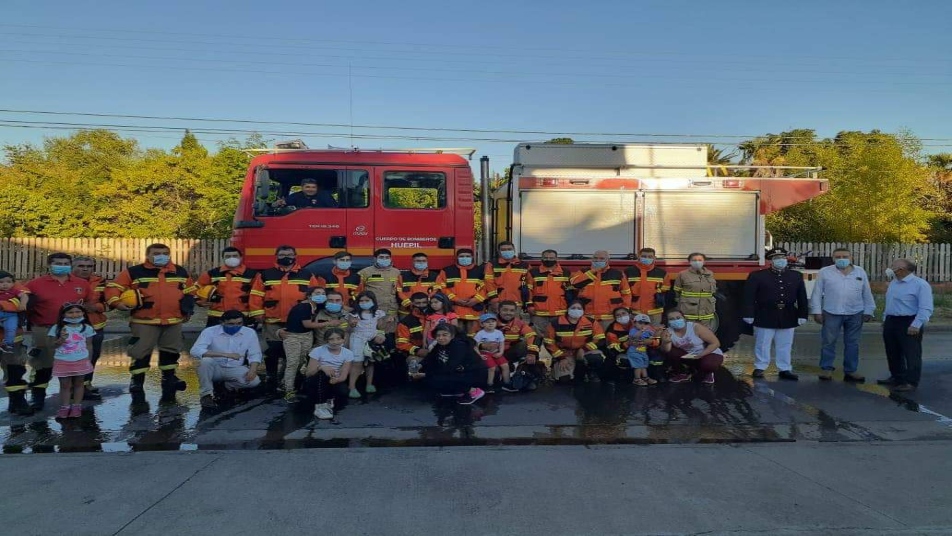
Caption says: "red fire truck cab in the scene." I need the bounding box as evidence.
[231,145,476,274]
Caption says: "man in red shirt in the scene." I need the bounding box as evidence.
[24,252,94,410]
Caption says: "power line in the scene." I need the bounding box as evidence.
[2,108,951,142]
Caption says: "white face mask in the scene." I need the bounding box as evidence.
[885,268,896,280]
[616,315,630,325]
[690,260,704,270]
[567,308,584,319]
[223,257,241,268]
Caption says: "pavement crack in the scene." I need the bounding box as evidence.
[111,454,222,535]
[739,445,908,528]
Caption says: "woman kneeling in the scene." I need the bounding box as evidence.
[659,309,724,384]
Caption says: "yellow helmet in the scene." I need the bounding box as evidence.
[195,285,218,302]
[117,289,142,309]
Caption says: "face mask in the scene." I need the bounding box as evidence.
[617,315,630,325]
[640,257,654,266]
[325,302,343,313]
[413,261,428,271]
[834,259,851,270]
[376,258,392,268]
[885,268,896,280]
[276,257,295,267]
[690,260,704,270]
[50,265,72,276]
[151,254,170,266]
[542,260,557,268]
[669,318,686,330]
[500,251,516,260]
[359,301,374,310]
[222,325,242,335]
[771,258,788,270]
[224,257,242,268]
[567,308,584,319]
[458,257,473,267]
[336,260,352,270]
[311,294,327,304]
[591,261,607,270]
[63,316,84,324]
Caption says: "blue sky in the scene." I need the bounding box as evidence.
[1,0,950,170]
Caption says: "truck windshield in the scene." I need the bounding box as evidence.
[255,168,368,216]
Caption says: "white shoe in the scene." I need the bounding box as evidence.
[314,403,334,420]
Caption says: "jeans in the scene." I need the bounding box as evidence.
[819,312,864,373]
[0,311,18,345]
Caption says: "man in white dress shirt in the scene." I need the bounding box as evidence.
[809,248,875,382]
[191,309,263,409]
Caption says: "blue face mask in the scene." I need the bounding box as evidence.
[640,257,654,266]
[311,294,327,304]
[359,301,374,310]
[500,250,516,260]
[376,258,392,268]
[591,261,607,270]
[326,302,343,313]
[151,254,170,266]
[458,256,473,267]
[222,324,242,335]
[834,258,851,269]
[63,316,84,324]
[336,261,351,271]
[669,318,686,330]
[771,258,788,270]
[50,265,72,276]
[413,261,428,271]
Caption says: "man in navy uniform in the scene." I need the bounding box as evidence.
[742,247,809,380]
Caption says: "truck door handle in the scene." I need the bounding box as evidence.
[330,236,346,248]
[438,237,455,249]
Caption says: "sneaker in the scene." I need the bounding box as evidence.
[818,370,833,381]
[314,403,334,419]
[843,373,866,383]
[702,372,715,384]
[752,369,765,378]
[200,395,218,409]
[778,370,799,381]
[366,384,377,394]
[56,406,70,419]
[669,373,691,383]
[458,387,485,405]
[68,404,82,418]
[500,382,519,393]
[483,385,496,394]
[348,389,361,399]
[0,343,14,354]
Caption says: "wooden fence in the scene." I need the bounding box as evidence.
[779,242,952,282]
[0,238,229,280]
[0,238,949,283]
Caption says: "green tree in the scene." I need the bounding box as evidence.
[925,153,952,242]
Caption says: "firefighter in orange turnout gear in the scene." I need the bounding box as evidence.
[625,247,668,324]
[486,241,530,311]
[397,252,440,314]
[526,249,572,343]
[196,247,262,326]
[569,250,631,326]
[105,243,197,398]
[323,251,363,307]
[436,248,489,333]
[544,301,607,383]
[250,245,324,386]
[71,256,108,399]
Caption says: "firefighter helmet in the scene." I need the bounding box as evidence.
[195,285,218,302]
[117,289,142,309]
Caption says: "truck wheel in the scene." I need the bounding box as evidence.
[714,281,745,352]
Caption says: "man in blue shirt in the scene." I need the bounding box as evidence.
[878,259,934,392]
[809,248,875,382]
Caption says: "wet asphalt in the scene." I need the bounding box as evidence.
[2,332,951,453]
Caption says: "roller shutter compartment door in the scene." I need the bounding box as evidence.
[642,191,759,259]
[518,190,636,257]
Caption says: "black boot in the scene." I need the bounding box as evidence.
[161,371,187,397]
[8,390,35,416]
[30,388,46,411]
[129,374,146,394]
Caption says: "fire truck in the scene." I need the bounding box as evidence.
[486,142,827,349]
[230,142,477,274]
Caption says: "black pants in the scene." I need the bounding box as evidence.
[883,315,923,386]
[302,371,349,405]
[84,329,104,385]
[424,369,485,396]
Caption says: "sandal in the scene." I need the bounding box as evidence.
[633,378,648,387]
[645,378,658,385]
